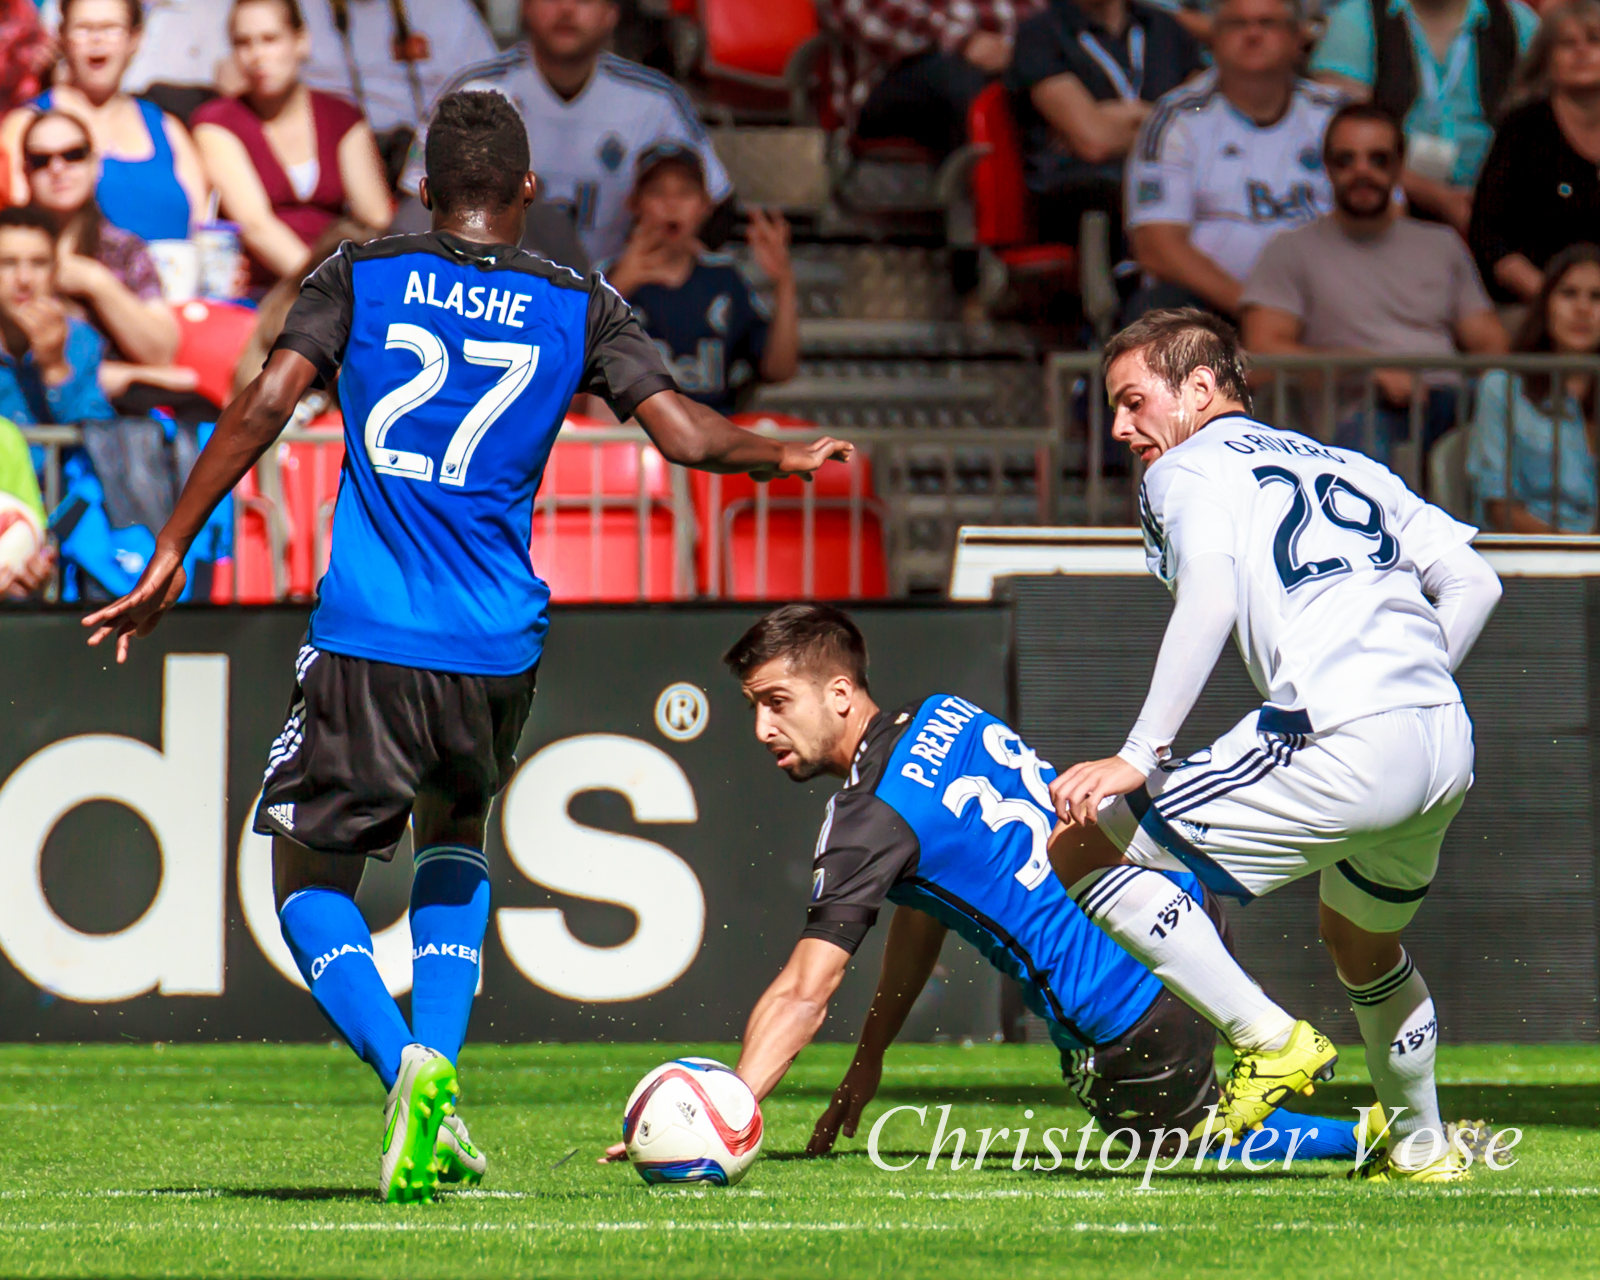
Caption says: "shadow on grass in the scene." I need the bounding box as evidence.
[212,1187,374,1202]
[1279,1084,1600,1129]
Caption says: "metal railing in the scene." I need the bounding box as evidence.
[1046,351,1600,531]
[24,419,1061,603]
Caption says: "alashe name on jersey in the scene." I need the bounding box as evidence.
[402,270,535,328]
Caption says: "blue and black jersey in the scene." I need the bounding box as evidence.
[806,695,1194,1049]
[272,230,675,676]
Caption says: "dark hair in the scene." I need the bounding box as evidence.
[21,110,104,258]
[723,603,870,692]
[60,0,143,32]
[230,0,306,33]
[424,91,530,215]
[1101,307,1253,411]
[1322,101,1407,165]
[1514,242,1600,419]
[0,205,61,244]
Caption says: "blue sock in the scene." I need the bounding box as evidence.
[408,845,490,1064]
[1201,1107,1359,1161]
[279,887,413,1090]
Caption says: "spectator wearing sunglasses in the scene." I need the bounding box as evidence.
[0,0,208,243]
[1241,103,1506,465]
[603,143,797,415]
[21,111,185,388]
[193,0,393,290]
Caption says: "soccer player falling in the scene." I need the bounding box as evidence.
[602,604,1375,1169]
[81,90,851,1204]
[1049,309,1502,1182]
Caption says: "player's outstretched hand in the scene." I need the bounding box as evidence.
[752,437,854,484]
[805,1053,883,1156]
[1049,755,1146,828]
[598,1141,628,1164]
[81,539,188,663]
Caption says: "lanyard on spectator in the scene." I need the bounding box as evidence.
[1077,25,1144,102]
[330,0,428,126]
[1405,10,1472,112]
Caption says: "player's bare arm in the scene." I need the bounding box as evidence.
[734,937,852,1101]
[81,348,320,662]
[805,905,947,1157]
[633,390,852,479]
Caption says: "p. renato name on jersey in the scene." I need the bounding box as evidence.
[1126,72,1343,284]
[1136,412,1478,742]
[402,48,733,263]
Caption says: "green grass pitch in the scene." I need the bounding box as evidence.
[2,1041,1597,1278]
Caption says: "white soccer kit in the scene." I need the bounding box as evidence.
[401,47,734,264]
[1125,72,1343,284]
[1100,412,1489,931]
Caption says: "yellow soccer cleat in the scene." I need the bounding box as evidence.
[1349,1125,1478,1184]
[1210,1020,1338,1139]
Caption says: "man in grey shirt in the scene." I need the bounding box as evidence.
[1241,102,1506,466]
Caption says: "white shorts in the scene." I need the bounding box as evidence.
[1100,703,1474,933]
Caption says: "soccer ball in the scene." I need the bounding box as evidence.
[622,1057,764,1186]
[0,492,41,575]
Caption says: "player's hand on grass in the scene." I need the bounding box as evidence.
[598,1141,628,1164]
[81,539,188,663]
[752,437,854,483]
[805,1053,883,1156]
[1049,755,1146,827]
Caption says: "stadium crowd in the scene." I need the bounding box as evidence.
[0,0,1597,602]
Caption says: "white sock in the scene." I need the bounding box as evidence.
[1343,950,1444,1167]
[1073,865,1294,1052]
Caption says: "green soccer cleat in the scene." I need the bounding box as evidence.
[380,1045,457,1204]
[435,1112,487,1186]
[1206,1020,1338,1139]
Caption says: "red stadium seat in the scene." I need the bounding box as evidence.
[535,417,682,601]
[700,0,817,86]
[691,413,888,600]
[967,82,1077,283]
[172,300,259,410]
[210,465,278,603]
[278,413,346,598]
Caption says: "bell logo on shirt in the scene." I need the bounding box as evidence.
[1245,180,1318,225]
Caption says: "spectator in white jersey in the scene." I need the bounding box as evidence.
[402,0,733,265]
[1124,0,1344,319]
[604,143,798,415]
[1241,103,1506,466]
[298,0,498,183]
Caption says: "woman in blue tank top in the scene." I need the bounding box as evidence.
[1,0,205,245]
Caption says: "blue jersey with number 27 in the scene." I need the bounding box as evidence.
[272,232,674,675]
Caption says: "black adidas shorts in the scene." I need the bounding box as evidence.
[1062,889,1233,1140]
[254,640,537,859]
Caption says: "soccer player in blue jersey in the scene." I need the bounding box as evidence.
[608,603,1368,1169]
[82,91,851,1205]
